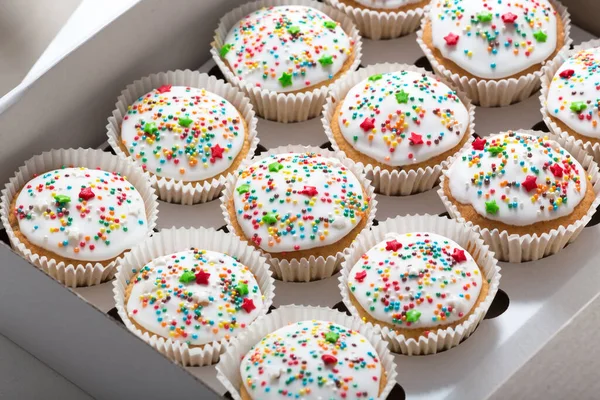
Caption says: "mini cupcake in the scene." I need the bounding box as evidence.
[439,130,600,262]
[325,0,426,40]
[541,39,600,162]
[221,145,376,282]
[212,0,362,122]
[216,305,397,400]
[0,148,158,287]
[107,70,258,205]
[417,0,571,107]
[323,63,475,196]
[340,214,500,355]
[113,226,275,366]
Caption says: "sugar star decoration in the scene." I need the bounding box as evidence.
[533,30,548,43]
[488,146,503,156]
[368,74,383,81]
[318,55,334,66]
[444,33,460,46]
[179,270,196,283]
[262,212,278,225]
[501,12,518,24]
[521,175,538,192]
[452,248,467,263]
[54,194,71,204]
[220,44,232,57]
[278,72,293,88]
[354,270,367,282]
[396,89,409,104]
[195,270,211,285]
[237,184,250,194]
[236,282,249,296]
[485,199,499,214]
[559,69,575,79]
[323,20,337,30]
[550,163,563,177]
[178,116,193,127]
[143,122,158,134]
[241,298,256,313]
[321,354,337,366]
[477,12,493,23]
[287,25,300,35]
[78,187,95,201]
[211,144,225,159]
[570,101,587,113]
[406,309,421,323]
[472,137,487,151]
[385,239,402,252]
[360,117,376,132]
[268,162,283,172]
[410,132,423,145]
[156,84,172,94]
[324,331,339,343]
[298,186,319,197]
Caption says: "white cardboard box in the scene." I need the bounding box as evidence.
[0,1,598,399]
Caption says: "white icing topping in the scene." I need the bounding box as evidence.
[126,248,263,346]
[447,132,587,226]
[232,152,370,253]
[240,320,382,399]
[429,0,559,79]
[337,70,469,167]
[222,6,353,92]
[120,86,245,182]
[348,232,482,329]
[353,0,421,10]
[547,47,600,139]
[13,168,148,262]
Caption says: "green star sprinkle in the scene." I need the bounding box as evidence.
[406,309,421,323]
[236,184,250,195]
[178,116,193,127]
[143,122,158,134]
[368,74,383,81]
[533,30,548,43]
[54,194,71,204]
[278,72,293,88]
[325,331,339,343]
[318,55,334,66]
[268,162,283,172]
[477,12,493,23]
[570,101,587,113]
[323,21,337,30]
[396,89,409,104]
[262,212,278,225]
[485,200,499,214]
[179,271,196,284]
[236,283,249,296]
[488,146,503,156]
[220,43,232,57]
[287,25,301,35]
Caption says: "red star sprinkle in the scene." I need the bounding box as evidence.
[550,163,563,178]
[195,270,211,285]
[241,298,256,313]
[360,117,376,132]
[298,186,319,197]
[211,144,225,159]
[501,12,518,23]
[321,354,338,366]
[354,270,367,282]
[386,240,402,252]
[410,132,423,145]
[78,187,95,201]
[472,137,487,151]
[521,175,538,192]
[452,248,467,263]
[559,69,575,79]
[156,84,172,93]
[444,33,460,46]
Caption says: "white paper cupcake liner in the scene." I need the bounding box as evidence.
[322,62,476,196]
[221,145,377,282]
[0,148,159,287]
[438,130,600,263]
[106,69,259,205]
[416,0,572,107]
[211,0,363,122]
[541,38,600,163]
[340,214,501,355]
[216,305,397,399]
[325,0,424,40]
[112,226,275,366]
